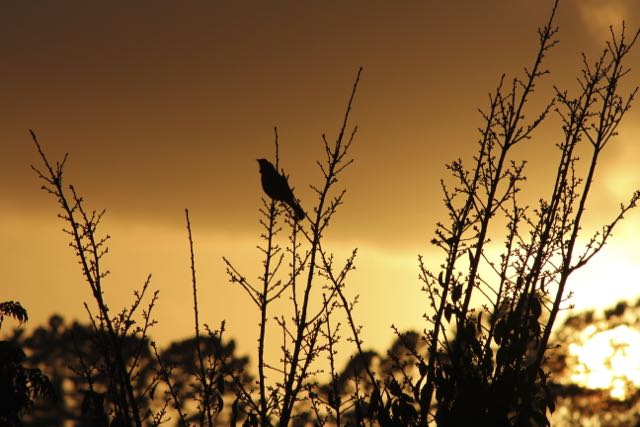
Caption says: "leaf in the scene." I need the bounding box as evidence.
[530,295,542,319]
[393,399,418,422]
[389,378,403,397]
[230,398,240,426]
[0,341,26,365]
[531,410,550,427]
[462,323,476,342]
[444,304,452,322]
[451,285,462,302]
[370,388,380,414]
[420,384,430,409]
[216,373,225,395]
[418,360,428,377]
[216,392,224,413]
[0,301,28,324]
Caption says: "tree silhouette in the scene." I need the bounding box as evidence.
[158,334,252,424]
[5,314,252,426]
[0,301,53,426]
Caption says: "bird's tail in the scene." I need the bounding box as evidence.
[289,199,305,221]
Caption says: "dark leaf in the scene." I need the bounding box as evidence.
[418,360,427,377]
[444,304,452,322]
[452,285,462,302]
[0,301,28,324]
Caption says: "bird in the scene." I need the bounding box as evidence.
[257,158,305,220]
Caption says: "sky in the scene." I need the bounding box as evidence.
[2,0,640,372]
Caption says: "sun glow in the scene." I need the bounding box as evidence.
[569,324,640,400]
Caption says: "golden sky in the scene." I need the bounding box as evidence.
[2,0,640,370]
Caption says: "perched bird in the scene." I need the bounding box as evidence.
[257,158,305,220]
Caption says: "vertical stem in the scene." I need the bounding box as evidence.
[185,209,213,426]
[258,201,278,426]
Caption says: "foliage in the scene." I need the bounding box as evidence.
[0,301,54,426]
[6,313,252,426]
[403,3,640,425]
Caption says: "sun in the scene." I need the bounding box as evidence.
[567,323,640,400]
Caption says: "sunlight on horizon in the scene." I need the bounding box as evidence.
[569,324,640,400]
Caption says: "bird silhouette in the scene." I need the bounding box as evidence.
[257,158,305,220]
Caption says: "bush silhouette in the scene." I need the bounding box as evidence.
[0,302,53,426]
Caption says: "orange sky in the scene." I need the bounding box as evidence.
[2,0,640,370]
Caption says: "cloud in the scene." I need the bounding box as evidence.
[573,0,635,38]
[601,125,640,202]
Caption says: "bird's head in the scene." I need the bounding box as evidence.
[257,158,273,173]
